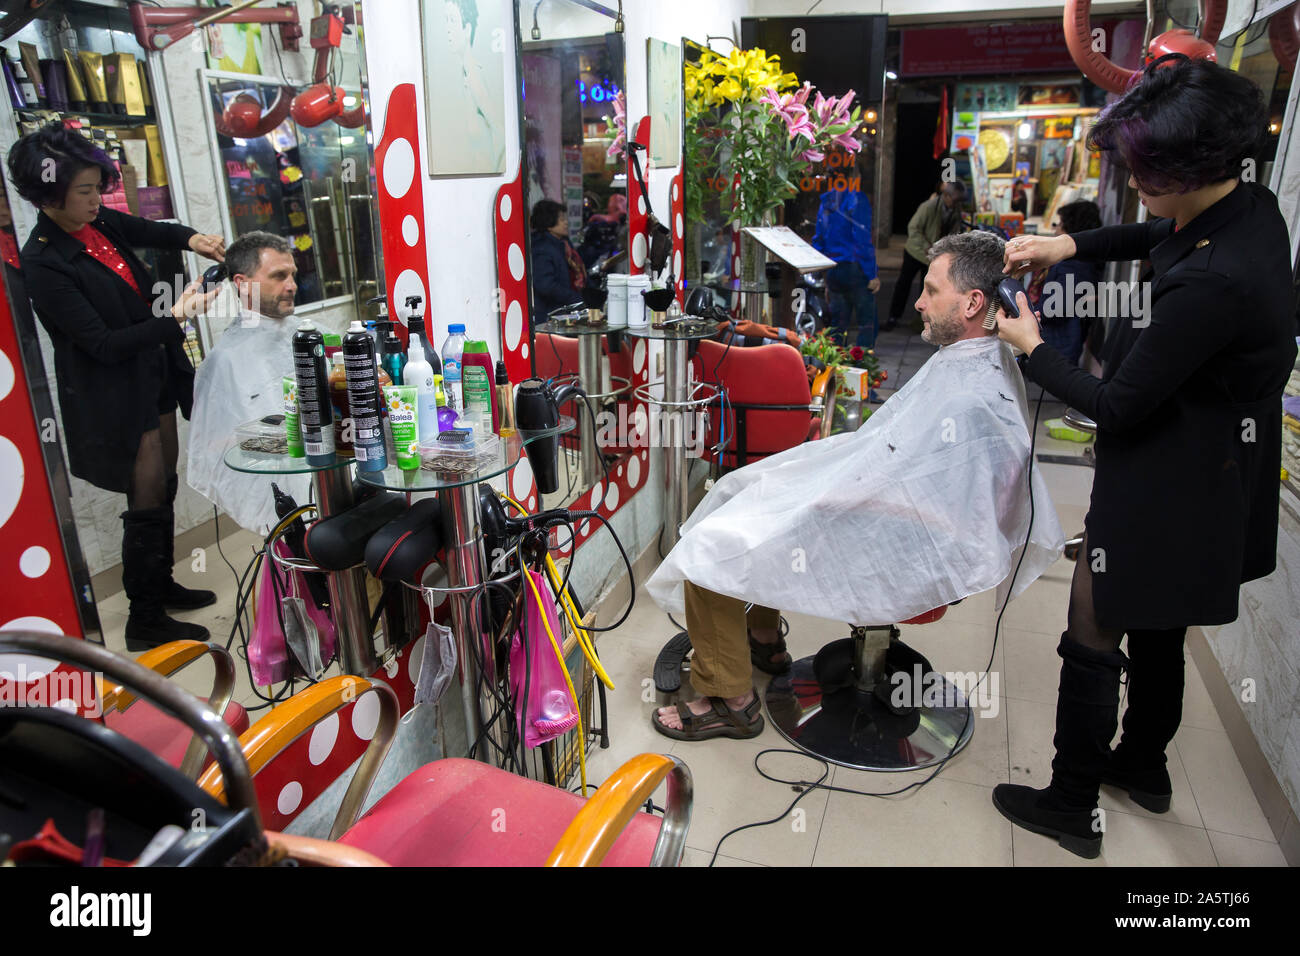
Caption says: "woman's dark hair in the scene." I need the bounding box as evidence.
[530,198,563,232]
[1057,200,1102,235]
[1087,57,1267,195]
[6,122,119,209]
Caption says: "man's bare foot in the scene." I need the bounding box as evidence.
[655,690,754,731]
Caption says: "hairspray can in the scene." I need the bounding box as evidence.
[292,319,335,466]
[343,320,388,472]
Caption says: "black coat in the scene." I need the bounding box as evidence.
[1026,182,1297,629]
[20,207,198,493]
[530,229,581,320]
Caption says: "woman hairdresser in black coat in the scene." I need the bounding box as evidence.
[9,123,226,651]
[991,57,1297,858]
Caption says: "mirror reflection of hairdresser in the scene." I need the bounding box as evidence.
[8,123,226,651]
[991,58,1298,858]
[186,232,310,536]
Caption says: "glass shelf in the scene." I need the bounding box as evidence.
[534,318,620,337]
[355,424,573,493]
[623,318,719,341]
[222,444,355,476]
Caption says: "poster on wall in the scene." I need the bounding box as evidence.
[420,0,507,176]
[951,110,979,153]
[954,82,1016,113]
[1018,83,1080,107]
[202,1,263,74]
[647,39,681,167]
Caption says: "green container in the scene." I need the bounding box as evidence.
[384,385,421,470]
[283,376,305,457]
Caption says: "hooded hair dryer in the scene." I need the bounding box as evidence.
[514,377,584,495]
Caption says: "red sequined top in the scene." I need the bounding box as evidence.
[68,223,143,297]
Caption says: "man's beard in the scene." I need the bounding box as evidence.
[921,303,964,346]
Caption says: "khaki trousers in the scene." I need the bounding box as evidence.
[684,581,781,698]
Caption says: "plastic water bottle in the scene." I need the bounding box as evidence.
[441,323,467,411]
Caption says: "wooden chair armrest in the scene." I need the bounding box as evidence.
[545,753,692,867]
[102,640,237,781]
[264,831,390,867]
[197,676,398,838]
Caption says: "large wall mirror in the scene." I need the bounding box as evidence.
[512,0,629,509]
[0,1,388,652]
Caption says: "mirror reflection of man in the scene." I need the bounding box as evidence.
[186,231,312,532]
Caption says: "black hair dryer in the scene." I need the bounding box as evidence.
[514,377,582,494]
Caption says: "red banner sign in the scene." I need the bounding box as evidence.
[900,20,1124,77]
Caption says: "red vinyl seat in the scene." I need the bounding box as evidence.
[106,699,249,771]
[696,340,821,469]
[337,758,661,867]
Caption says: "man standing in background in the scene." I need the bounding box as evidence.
[884,180,966,331]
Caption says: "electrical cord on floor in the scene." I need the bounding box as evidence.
[703,387,1047,865]
[211,506,245,627]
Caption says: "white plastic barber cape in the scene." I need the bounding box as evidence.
[186,307,310,533]
[647,336,1064,626]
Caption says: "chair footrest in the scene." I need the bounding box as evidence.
[654,631,693,694]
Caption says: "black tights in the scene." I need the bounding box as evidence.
[126,412,178,511]
[1066,532,1186,656]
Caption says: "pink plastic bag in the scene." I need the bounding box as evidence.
[509,568,579,748]
[248,540,338,686]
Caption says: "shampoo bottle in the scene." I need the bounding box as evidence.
[403,333,440,443]
[461,339,495,437]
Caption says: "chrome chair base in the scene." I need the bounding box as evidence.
[764,648,975,773]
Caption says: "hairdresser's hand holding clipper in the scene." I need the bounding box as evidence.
[991,289,1042,354]
[8,122,230,652]
[988,57,1298,858]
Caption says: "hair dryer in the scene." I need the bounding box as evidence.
[514,377,585,494]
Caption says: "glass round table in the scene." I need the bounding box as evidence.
[222,421,570,761]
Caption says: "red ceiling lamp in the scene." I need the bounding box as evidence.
[290,8,365,129]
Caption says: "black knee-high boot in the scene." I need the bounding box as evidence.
[992,634,1127,859]
[161,474,217,611]
[122,506,210,652]
[1101,628,1185,813]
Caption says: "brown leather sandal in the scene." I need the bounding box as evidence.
[748,628,791,675]
[652,693,765,741]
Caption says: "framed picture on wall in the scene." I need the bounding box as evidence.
[1015,142,1038,179]
[647,38,681,167]
[1039,139,1068,172]
[977,125,1016,176]
[420,0,508,175]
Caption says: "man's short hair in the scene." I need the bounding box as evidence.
[927,230,1005,307]
[225,231,293,279]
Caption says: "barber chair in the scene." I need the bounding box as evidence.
[197,672,692,865]
[1,632,693,867]
[1060,408,1097,561]
[695,340,825,470]
[655,605,975,772]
